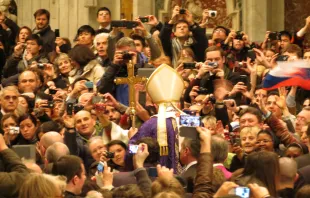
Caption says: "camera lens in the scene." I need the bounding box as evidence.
[211,12,215,17]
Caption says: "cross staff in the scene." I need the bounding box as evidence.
[114,60,147,128]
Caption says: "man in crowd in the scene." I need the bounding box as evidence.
[32,9,55,54]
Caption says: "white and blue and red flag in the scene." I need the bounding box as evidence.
[263,60,310,90]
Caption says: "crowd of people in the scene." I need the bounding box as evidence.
[1,4,310,198]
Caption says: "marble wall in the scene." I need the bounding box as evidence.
[284,0,310,32]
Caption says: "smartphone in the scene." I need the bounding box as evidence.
[49,89,57,95]
[85,81,93,91]
[276,55,289,62]
[180,115,201,127]
[233,137,241,146]
[235,187,250,198]
[247,50,256,61]
[47,101,54,108]
[239,75,248,85]
[55,29,60,37]
[139,17,149,23]
[183,62,196,69]
[148,167,158,177]
[111,20,139,29]
[129,144,139,154]
[97,162,104,173]
[92,95,104,104]
[9,126,20,135]
[67,103,74,115]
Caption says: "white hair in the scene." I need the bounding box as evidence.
[93,32,109,48]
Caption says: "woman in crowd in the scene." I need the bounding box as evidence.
[2,113,19,146]
[233,151,280,197]
[16,114,39,145]
[53,53,75,84]
[106,140,127,172]
[16,26,32,44]
[68,45,105,91]
[230,126,260,172]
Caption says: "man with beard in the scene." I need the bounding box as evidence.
[32,9,55,54]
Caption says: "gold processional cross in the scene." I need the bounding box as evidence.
[114,60,147,128]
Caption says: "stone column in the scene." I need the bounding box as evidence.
[133,0,154,19]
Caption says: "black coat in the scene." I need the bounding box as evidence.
[33,25,55,54]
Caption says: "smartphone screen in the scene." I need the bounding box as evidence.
[180,115,201,127]
[129,144,139,154]
[97,162,104,173]
[235,187,250,198]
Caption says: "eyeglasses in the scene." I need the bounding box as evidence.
[256,139,272,144]
[214,29,225,33]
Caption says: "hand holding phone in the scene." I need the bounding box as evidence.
[97,161,104,173]
[129,144,139,154]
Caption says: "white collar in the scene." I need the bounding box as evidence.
[99,24,111,30]
[213,163,224,167]
[184,161,197,172]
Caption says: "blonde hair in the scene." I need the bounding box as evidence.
[240,126,261,138]
[202,116,217,129]
[54,53,71,66]
[152,177,185,197]
[19,173,67,198]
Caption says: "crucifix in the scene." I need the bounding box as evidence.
[114,60,147,128]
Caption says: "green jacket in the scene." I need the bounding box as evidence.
[0,149,29,198]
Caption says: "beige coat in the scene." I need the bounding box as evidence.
[69,59,105,91]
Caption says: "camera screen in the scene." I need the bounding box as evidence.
[129,144,139,154]
[180,115,201,127]
[235,187,250,198]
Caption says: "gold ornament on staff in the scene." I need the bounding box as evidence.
[114,60,147,128]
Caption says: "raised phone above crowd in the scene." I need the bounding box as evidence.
[1,5,310,198]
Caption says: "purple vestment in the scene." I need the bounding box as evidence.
[125,117,181,173]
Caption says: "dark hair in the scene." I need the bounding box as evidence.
[241,151,280,197]
[279,31,292,40]
[52,155,83,183]
[97,7,111,17]
[257,130,279,149]
[33,9,50,22]
[71,77,90,89]
[205,46,225,58]
[287,142,309,155]
[18,113,37,126]
[77,25,96,36]
[131,34,146,48]
[69,45,96,67]
[239,107,263,123]
[213,26,230,36]
[284,44,303,58]
[16,26,32,42]
[107,140,127,151]
[36,121,63,139]
[267,90,279,97]
[26,34,43,46]
[135,137,160,165]
[1,113,18,126]
[182,138,200,159]
[173,20,189,32]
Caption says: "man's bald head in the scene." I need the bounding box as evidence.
[279,157,297,184]
[40,131,63,157]
[45,142,70,163]
[74,110,96,137]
